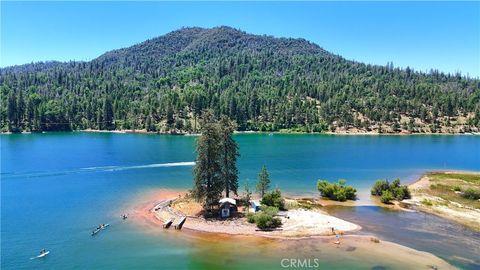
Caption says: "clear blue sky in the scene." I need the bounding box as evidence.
[1,1,479,77]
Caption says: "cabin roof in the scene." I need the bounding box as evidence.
[219,198,236,205]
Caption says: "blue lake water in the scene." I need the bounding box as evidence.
[1,133,479,269]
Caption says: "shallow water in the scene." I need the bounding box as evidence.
[1,132,479,269]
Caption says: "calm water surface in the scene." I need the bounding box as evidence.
[1,133,479,269]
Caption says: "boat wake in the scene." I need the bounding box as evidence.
[2,162,196,179]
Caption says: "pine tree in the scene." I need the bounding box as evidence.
[103,97,114,130]
[219,115,239,197]
[256,165,271,197]
[192,111,223,211]
[7,92,17,131]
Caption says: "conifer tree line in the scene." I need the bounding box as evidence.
[192,111,239,210]
[1,26,479,133]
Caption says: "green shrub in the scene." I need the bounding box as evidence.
[380,190,394,204]
[261,189,286,210]
[394,186,411,200]
[248,206,282,229]
[453,186,461,192]
[247,213,256,223]
[317,179,357,201]
[371,180,389,196]
[255,212,282,230]
[462,188,480,200]
[371,178,411,203]
[261,206,279,216]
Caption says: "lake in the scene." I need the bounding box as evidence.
[1,132,479,269]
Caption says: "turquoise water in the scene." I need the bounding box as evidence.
[1,133,479,269]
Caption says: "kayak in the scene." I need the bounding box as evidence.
[30,251,49,259]
[91,224,110,236]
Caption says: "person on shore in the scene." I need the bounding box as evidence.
[334,234,340,245]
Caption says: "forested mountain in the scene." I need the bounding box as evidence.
[1,26,479,134]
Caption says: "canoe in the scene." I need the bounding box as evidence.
[91,224,110,236]
[30,251,49,259]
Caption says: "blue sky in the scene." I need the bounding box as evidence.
[1,1,479,77]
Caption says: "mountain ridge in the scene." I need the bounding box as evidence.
[1,26,479,134]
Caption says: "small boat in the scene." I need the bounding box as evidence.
[163,219,173,229]
[30,251,49,259]
[91,223,110,236]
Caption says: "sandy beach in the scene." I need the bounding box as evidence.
[125,188,456,269]
[403,171,480,230]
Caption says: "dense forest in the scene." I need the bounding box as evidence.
[1,26,479,134]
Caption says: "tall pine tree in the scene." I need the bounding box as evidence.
[219,115,239,197]
[192,111,223,211]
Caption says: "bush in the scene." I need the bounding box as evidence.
[317,179,356,201]
[394,186,411,200]
[462,188,480,200]
[371,180,390,196]
[261,206,279,216]
[255,212,282,230]
[248,206,282,230]
[371,178,411,203]
[261,189,286,210]
[453,186,461,192]
[380,190,394,204]
[247,213,256,223]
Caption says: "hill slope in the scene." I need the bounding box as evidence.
[1,26,479,133]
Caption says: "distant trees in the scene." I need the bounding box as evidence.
[192,111,240,211]
[102,97,115,130]
[256,165,271,197]
[1,27,479,133]
[317,179,357,201]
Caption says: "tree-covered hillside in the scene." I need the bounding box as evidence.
[1,26,479,133]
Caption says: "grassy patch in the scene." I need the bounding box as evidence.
[421,199,433,206]
[425,172,480,209]
[428,172,480,184]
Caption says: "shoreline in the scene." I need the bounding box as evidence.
[2,129,479,136]
[127,188,456,269]
[403,171,480,231]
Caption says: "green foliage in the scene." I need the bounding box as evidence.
[219,116,240,197]
[256,165,271,197]
[247,206,281,229]
[317,179,356,201]
[371,178,411,204]
[247,212,256,223]
[462,188,480,200]
[261,189,286,210]
[380,190,395,204]
[254,213,282,230]
[421,199,433,206]
[1,27,479,133]
[371,180,390,196]
[192,111,239,211]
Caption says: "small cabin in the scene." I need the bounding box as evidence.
[219,198,237,218]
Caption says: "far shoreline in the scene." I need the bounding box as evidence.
[2,129,479,136]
